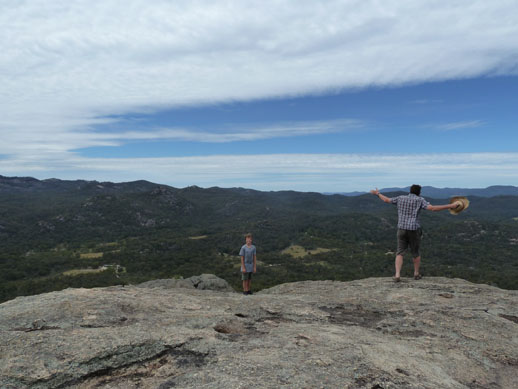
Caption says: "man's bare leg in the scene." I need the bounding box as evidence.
[413,256,421,276]
[395,254,404,278]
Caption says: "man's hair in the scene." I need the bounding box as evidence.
[410,184,422,196]
[245,233,252,238]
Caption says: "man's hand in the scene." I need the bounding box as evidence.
[253,267,257,273]
[370,188,380,195]
[241,266,246,273]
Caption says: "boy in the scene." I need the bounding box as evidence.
[239,233,256,295]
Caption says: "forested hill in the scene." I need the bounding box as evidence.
[1,175,518,303]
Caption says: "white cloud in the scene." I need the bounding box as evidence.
[1,1,518,159]
[411,99,443,105]
[106,119,363,143]
[437,120,484,131]
[2,152,517,192]
[0,118,362,158]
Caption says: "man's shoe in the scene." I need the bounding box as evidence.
[414,274,422,280]
[393,276,401,283]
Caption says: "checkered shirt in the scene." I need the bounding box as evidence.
[390,193,430,230]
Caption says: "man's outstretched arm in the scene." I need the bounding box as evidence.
[427,203,459,212]
[370,188,391,203]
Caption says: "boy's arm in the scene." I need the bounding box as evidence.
[241,256,246,272]
[253,254,257,273]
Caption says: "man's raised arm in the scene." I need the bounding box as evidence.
[370,188,391,203]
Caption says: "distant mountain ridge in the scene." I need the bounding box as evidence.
[327,185,518,198]
[2,175,517,198]
[0,175,158,193]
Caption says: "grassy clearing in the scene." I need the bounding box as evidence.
[188,235,208,240]
[308,248,334,255]
[80,252,103,259]
[281,245,335,258]
[281,245,307,258]
[63,268,106,276]
[97,242,118,247]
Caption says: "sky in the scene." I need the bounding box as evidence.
[1,0,518,192]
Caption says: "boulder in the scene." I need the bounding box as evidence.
[136,274,235,292]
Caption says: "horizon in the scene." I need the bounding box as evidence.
[1,2,518,192]
[2,174,516,195]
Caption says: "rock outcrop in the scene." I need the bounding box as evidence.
[1,276,517,388]
[136,273,235,292]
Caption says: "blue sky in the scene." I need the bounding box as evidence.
[1,1,518,191]
[82,76,517,157]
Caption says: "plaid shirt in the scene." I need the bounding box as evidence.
[390,193,430,230]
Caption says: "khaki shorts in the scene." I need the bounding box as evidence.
[396,228,422,257]
[241,272,253,281]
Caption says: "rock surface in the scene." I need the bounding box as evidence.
[136,273,235,292]
[1,276,517,388]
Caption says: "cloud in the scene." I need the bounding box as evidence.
[437,120,484,131]
[1,1,518,159]
[103,119,363,143]
[1,152,517,192]
[410,99,443,105]
[0,118,362,158]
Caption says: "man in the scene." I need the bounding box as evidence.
[370,184,460,282]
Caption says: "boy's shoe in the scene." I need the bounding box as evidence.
[243,291,248,295]
[393,276,401,283]
[248,290,253,295]
[414,274,423,280]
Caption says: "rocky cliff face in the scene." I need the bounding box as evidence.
[1,276,517,389]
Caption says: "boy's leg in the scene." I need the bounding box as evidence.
[242,272,249,292]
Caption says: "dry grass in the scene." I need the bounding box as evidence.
[79,252,104,259]
[97,242,118,247]
[63,268,106,276]
[281,245,334,258]
[307,247,333,255]
[188,235,208,240]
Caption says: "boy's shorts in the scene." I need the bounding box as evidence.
[396,228,422,257]
[241,272,253,281]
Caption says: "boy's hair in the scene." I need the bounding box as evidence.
[245,233,252,239]
[410,184,422,196]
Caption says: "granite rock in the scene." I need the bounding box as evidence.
[136,273,235,292]
[1,276,517,388]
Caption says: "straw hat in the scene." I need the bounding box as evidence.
[449,196,469,215]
